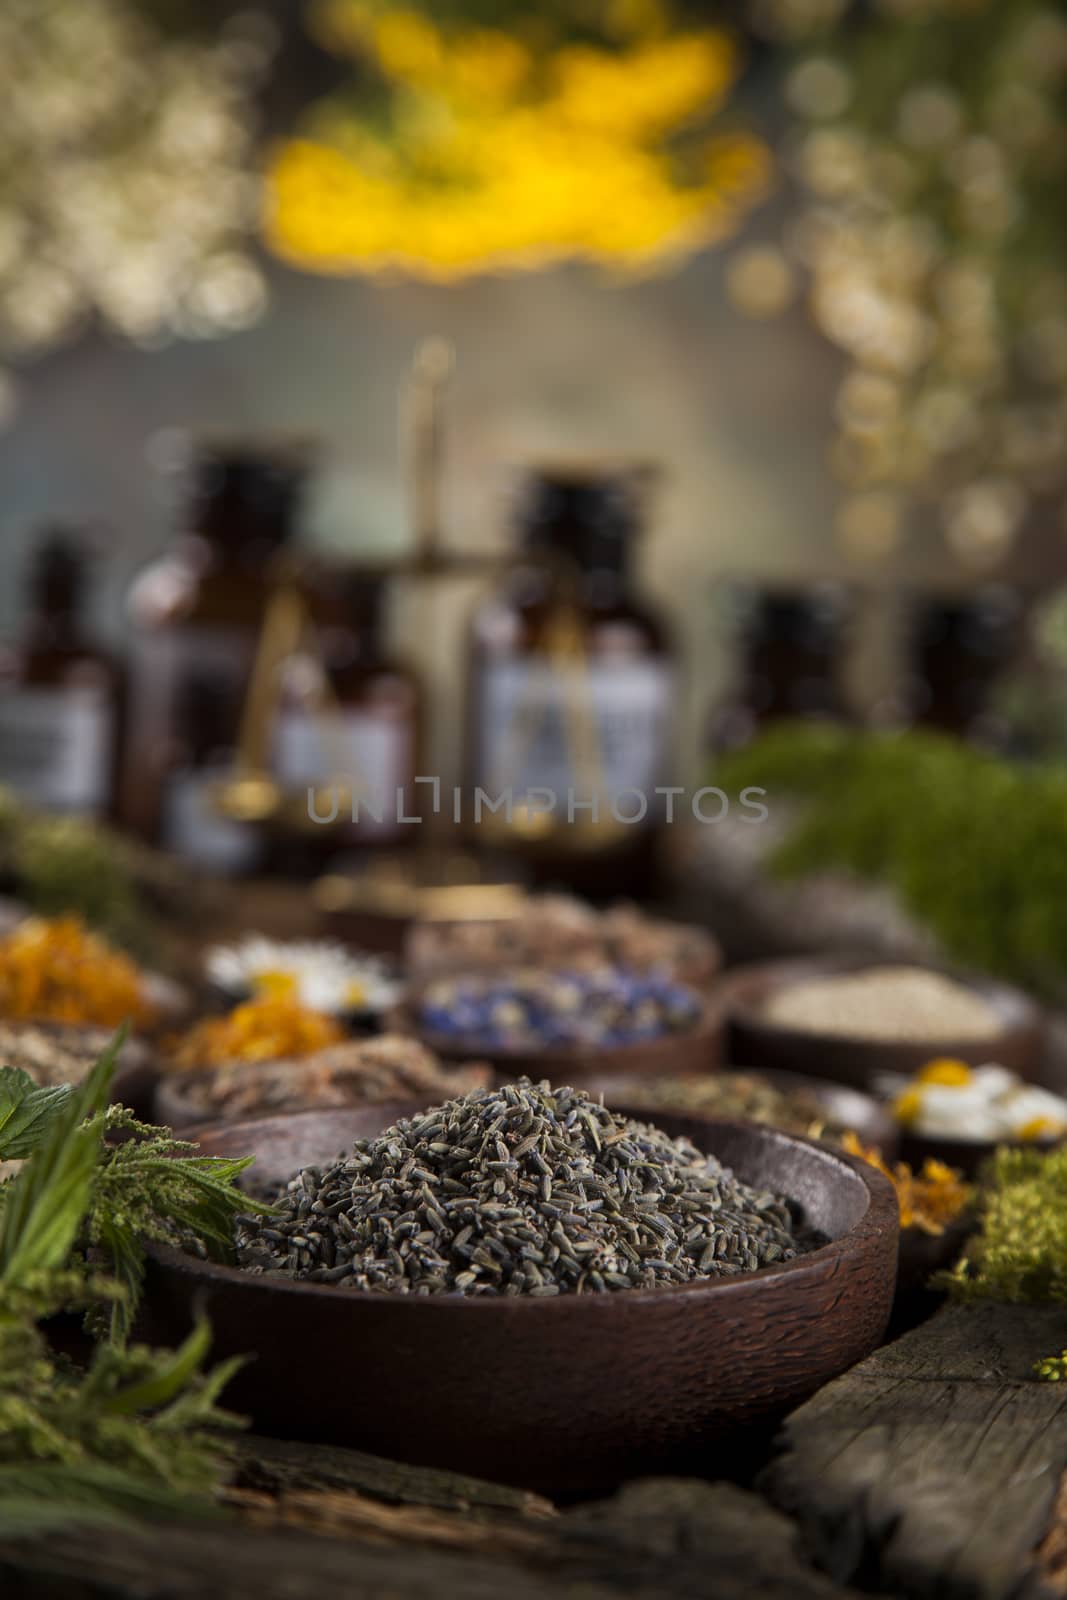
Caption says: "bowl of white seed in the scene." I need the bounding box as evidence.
[723,956,1042,1090]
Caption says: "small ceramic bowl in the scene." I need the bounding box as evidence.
[722,956,1042,1090]
[143,1103,898,1496]
[390,977,723,1086]
[581,1067,899,1159]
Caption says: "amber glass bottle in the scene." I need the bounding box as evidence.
[120,442,308,872]
[0,532,121,817]
[903,587,1021,748]
[706,583,852,756]
[465,462,675,898]
[265,569,422,871]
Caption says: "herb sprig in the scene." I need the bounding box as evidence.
[0,1028,262,1531]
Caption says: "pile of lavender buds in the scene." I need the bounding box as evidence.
[234,1078,801,1295]
[417,966,701,1052]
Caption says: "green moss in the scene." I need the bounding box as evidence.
[941,1146,1067,1379]
[0,786,149,956]
[717,726,1067,994]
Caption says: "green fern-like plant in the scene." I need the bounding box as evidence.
[0,1031,263,1532]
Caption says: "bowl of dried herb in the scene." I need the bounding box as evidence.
[391,966,724,1085]
[143,1079,898,1495]
[580,1065,899,1156]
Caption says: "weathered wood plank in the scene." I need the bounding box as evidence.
[1029,1471,1067,1599]
[229,1432,554,1518]
[0,1478,867,1600]
[762,1301,1067,1600]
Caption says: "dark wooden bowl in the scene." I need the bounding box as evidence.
[723,956,1043,1090]
[389,979,724,1086]
[580,1068,899,1159]
[143,1104,898,1496]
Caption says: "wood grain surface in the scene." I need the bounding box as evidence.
[0,1468,867,1600]
[6,1304,1067,1598]
[763,1301,1067,1600]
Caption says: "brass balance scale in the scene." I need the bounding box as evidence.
[210,339,634,930]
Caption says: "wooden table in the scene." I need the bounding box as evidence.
[4,1300,1067,1599]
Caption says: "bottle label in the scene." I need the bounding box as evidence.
[164,767,262,875]
[476,659,674,820]
[273,709,412,835]
[128,626,260,867]
[0,686,111,814]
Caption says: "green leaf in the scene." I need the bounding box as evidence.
[93,1212,144,1346]
[0,1027,251,1530]
[0,1028,126,1285]
[101,1317,214,1417]
[0,1069,73,1161]
[0,1461,221,1534]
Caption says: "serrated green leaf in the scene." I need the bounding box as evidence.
[0,1069,74,1161]
[0,1028,126,1284]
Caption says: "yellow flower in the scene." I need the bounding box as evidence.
[1018,1115,1066,1142]
[917,1056,973,1086]
[554,35,737,138]
[893,1085,924,1126]
[251,970,299,1001]
[373,8,443,84]
[266,9,767,280]
[449,31,531,102]
[168,993,345,1071]
[841,1130,973,1236]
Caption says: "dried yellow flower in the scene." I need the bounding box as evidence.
[917,1057,973,1086]
[841,1130,972,1235]
[0,915,152,1029]
[168,994,345,1072]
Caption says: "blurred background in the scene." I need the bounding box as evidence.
[2,0,1067,925]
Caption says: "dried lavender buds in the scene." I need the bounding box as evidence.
[234,1078,801,1295]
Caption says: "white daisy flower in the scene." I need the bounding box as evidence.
[901,1059,1067,1142]
[205,936,402,1015]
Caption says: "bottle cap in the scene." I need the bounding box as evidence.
[28,529,91,611]
[179,435,315,548]
[514,459,657,573]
